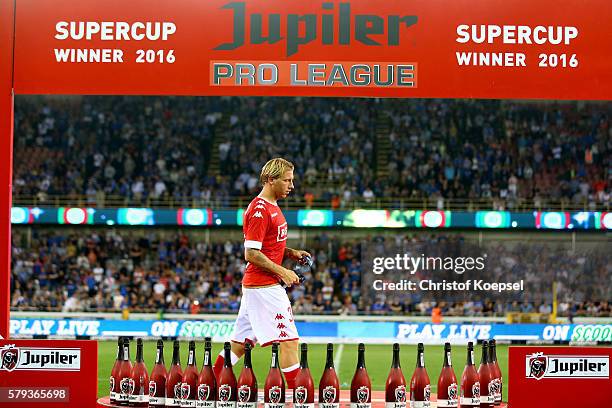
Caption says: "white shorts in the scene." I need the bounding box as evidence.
[231,285,299,347]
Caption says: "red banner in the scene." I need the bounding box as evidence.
[509,346,612,407]
[0,339,98,408]
[12,0,612,99]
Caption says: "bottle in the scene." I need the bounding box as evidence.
[385,343,406,408]
[237,342,257,408]
[216,342,237,408]
[110,337,123,405]
[488,340,503,406]
[478,342,495,408]
[293,344,314,408]
[128,338,149,407]
[409,343,431,408]
[167,341,184,408]
[117,338,134,406]
[436,343,458,408]
[149,340,168,408]
[319,343,340,408]
[196,337,216,408]
[264,342,285,408]
[350,343,371,408]
[460,342,480,408]
[181,340,199,407]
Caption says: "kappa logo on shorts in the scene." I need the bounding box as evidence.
[279,331,288,338]
[277,222,288,242]
[275,314,285,320]
[277,323,286,329]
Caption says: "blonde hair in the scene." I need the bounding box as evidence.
[260,158,294,185]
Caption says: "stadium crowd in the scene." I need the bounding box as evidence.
[13,96,610,209]
[10,230,610,318]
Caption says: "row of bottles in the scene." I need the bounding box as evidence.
[110,338,502,408]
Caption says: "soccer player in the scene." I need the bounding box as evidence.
[213,158,310,389]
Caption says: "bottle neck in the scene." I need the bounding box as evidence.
[391,349,401,368]
[172,347,181,365]
[325,349,334,369]
[466,348,474,366]
[443,350,452,367]
[155,347,164,365]
[300,349,309,369]
[270,349,279,368]
[490,345,497,363]
[356,350,366,369]
[188,348,196,366]
[481,346,489,365]
[117,342,124,361]
[224,347,232,368]
[204,348,212,367]
[136,344,144,363]
[244,349,252,368]
[416,350,425,368]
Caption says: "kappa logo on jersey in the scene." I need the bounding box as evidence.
[255,205,265,209]
[253,211,264,218]
[472,382,480,399]
[394,385,406,402]
[238,385,251,402]
[294,386,308,404]
[181,383,191,400]
[277,222,288,242]
[447,383,458,400]
[149,381,157,397]
[198,384,211,401]
[268,385,282,403]
[357,386,370,403]
[322,385,337,403]
[120,377,131,395]
[219,384,232,401]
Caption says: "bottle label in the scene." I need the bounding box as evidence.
[420,354,424,367]
[265,403,285,408]
[410,402,430,408]
[294,404,314,408]
[167,398,184,407]
[237,402,257,408]
[156,349,161,363]
[217,401,237,408]
[460,397,480,406]
[436,400,458,408]
[196,401,216,408]
[385,403,406,408]
[446,352,452,366]
[350,403,371,408]
[129,394,150,403]
[480,395,495,403]
[319,403,340,408]
[182,400,197,408]
[204,351,210,366]
[189,351,194,365]
[149,396,167,406]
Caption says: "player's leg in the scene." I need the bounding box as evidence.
[213,290,255,378]
[279,339,300,389]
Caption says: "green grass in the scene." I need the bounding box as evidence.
[98,341,509,401]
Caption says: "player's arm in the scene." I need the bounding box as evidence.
[245,248,299,286]
[284,247,311,261]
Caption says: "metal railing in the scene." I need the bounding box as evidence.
[12,194,609,211]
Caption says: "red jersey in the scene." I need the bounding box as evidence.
[242,196,288,286]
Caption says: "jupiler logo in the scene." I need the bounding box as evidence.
[424,384,431,401]
[447,383,458,400]
[181,383,191,400]
[526,352,610,380]
[149,381,157,397]
[322,385,336,403]
[219,384,232,401]
[198,384,211,401]
[472,382,480,399]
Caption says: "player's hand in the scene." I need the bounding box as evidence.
[288,249,311,261]
[279,267,300,287]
